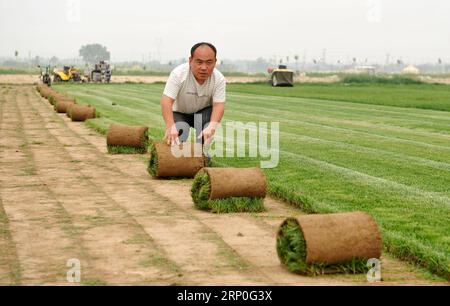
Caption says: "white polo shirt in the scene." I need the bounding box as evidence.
[163,63,226,114]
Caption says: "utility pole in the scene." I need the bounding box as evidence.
[294,54,299,73]
[385,53,390,66]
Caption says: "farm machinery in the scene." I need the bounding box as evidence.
[53,66,82,82]
[83,60,112,83]
[268,65,294,87]
[37,65,52,86]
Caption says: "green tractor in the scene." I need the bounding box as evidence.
[38,65,52,86]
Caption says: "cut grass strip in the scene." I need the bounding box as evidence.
[191,172,265,213]
[276,219,368,275]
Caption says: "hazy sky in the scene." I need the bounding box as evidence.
[1,0,449,63]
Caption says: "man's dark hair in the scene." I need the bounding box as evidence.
[190,42,217,58]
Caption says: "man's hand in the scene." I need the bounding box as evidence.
[198,123,217,146]
[199,103,224,146]
[164,124,180,146]
[161,95,179,146]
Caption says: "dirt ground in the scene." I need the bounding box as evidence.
[0,85,447,285]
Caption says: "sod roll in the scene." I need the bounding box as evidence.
[148,140,205,178]
[48,93,71,105]
[106,124,149,153]
[107,123,149,148]
[204,167,266,199]
[54,100,76,113]
[66,104,74,117]
[40,87,54,99]
[36,84,45,93]
[277,212,382,275]
[191,167,266,213]
[70,105,96,121]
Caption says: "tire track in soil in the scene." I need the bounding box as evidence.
[14,87,187,285]
[0,86,79,285]
[0,89,22,285]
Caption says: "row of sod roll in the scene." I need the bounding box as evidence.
[36,83,383,277]
[36,84,97,122]
[106,124,383,275]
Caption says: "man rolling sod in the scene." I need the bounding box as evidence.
[161,42,226,148]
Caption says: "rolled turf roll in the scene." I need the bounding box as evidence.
[54,100,76,113]
[36,84,46,93]
[148,140,205,178]
[66,103,75,117]
[191,167,267,213]
[39,87,54,99]
[69,105,96,121]
[48,93,71,105]
[106,123,149,154]
[276,211,382,275]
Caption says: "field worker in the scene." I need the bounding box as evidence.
[161,42,226,146]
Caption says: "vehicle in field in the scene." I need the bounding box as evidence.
[268,65,294,87]
[38,65,52,86]
[83,60,112,83]
[53,66,82,82]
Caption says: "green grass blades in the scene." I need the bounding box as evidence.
[341,74,424,85]
[191,172,265,213]
[228,82,450,111]
[148,142,158,177]
[276,219,369,275]
[107,145,148,154]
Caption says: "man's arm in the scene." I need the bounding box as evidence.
[200,75,226,145]
[161,95,179,145]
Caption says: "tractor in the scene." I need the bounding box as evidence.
[38,65,52,86]
[53,66,82,82]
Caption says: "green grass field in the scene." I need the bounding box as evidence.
[229,82,450,112]
[53,82,450,280]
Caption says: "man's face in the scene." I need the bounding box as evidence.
[189,45,216,83]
